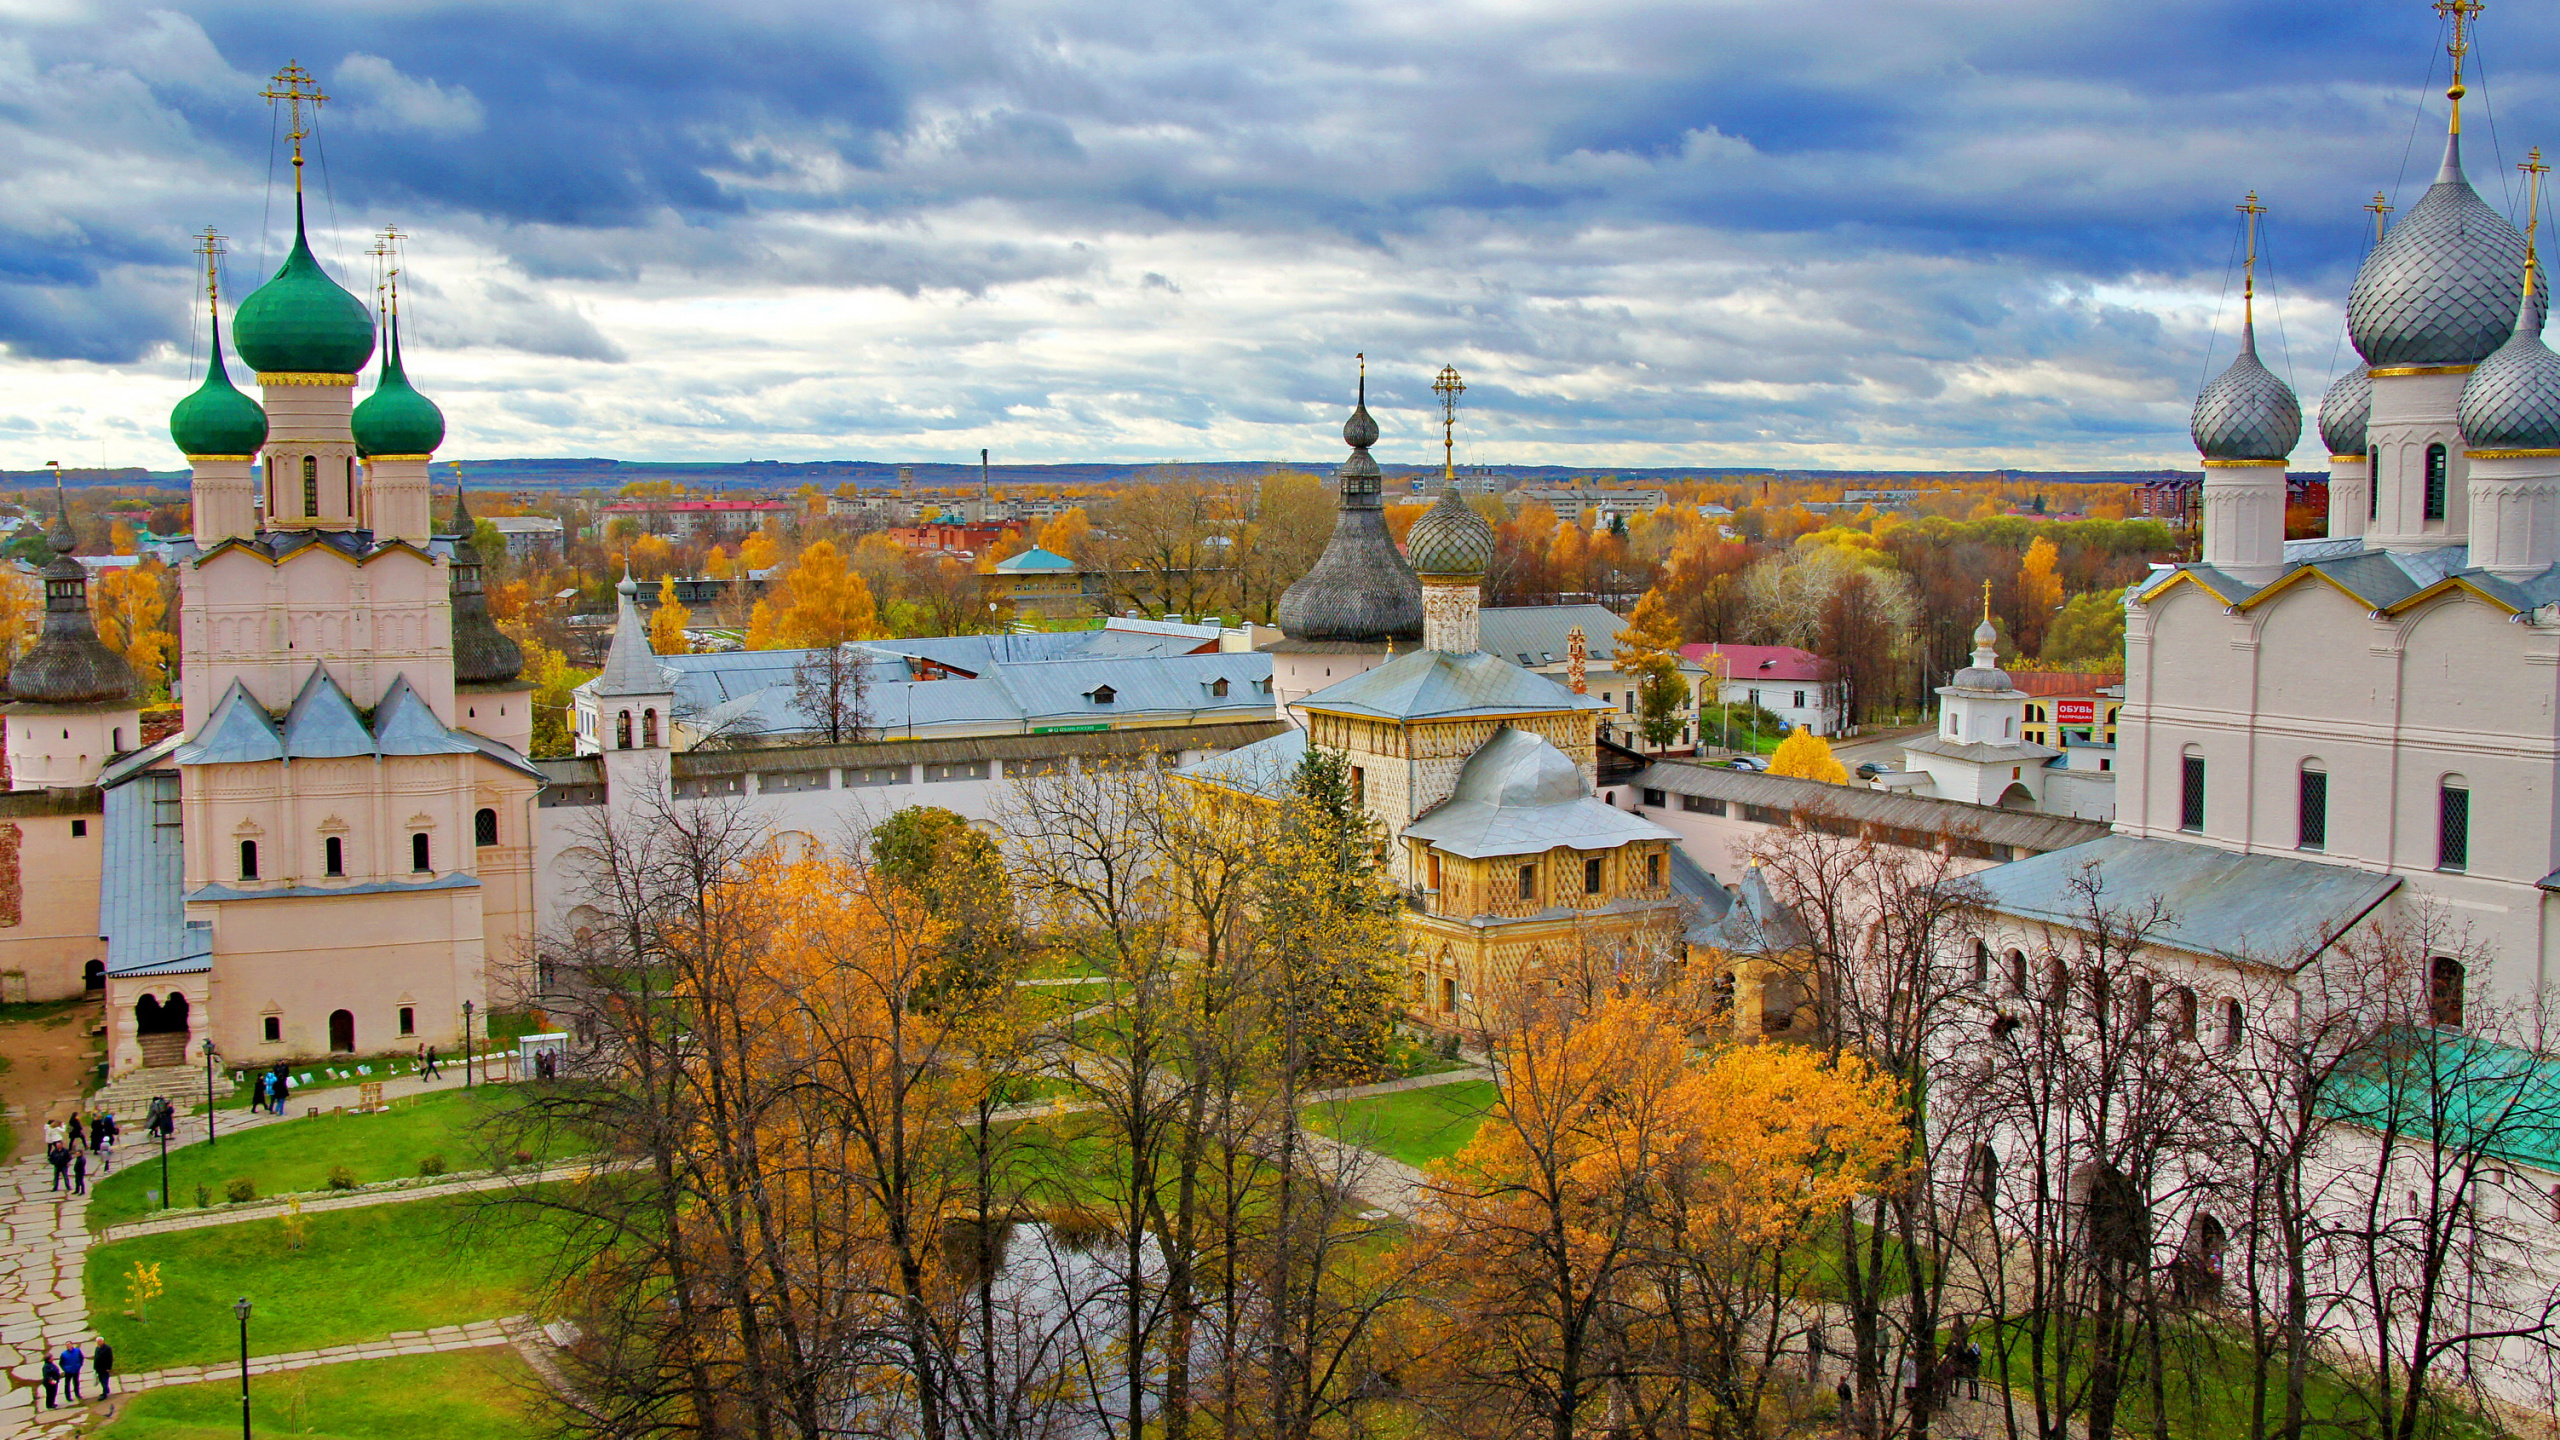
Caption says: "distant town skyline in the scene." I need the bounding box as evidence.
[0,1,2549,474]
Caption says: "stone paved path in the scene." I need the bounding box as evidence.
[0,1068,496,1437]
[94,1157,624,1244]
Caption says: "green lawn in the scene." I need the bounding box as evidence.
[194,1058,514,1113]
[87,1193,566,1371]
[1307,1080,1496,1169]
[94,1350,540,1440]
[89,1089,520,1230]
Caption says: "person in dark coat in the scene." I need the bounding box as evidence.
[92,1337,114,1396]
[70,1148,86,1196]
[64,1114,84,1151]
[40,1354,58,1408]
[47,1140,69,1191]
[272,1066,292,1112]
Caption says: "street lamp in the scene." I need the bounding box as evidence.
[461,1000,474,1088]
[158,1114,170,1211]
[234,1296,252,1439]
[202,1039,218,1148]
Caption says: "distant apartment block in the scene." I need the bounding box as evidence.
[603,498,796,539]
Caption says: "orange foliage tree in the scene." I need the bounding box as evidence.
[745,540,883,649]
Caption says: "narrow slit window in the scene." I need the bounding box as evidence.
[2438,784,2469,871]
[2297,767,2328,851]
[2424,444,2448,522]
[302,454,319,517]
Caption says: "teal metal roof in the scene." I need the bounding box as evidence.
[282,667,374,758]
[176,680,285,765]
[374,676,479,756]
[1177,727,1307,800]
[994,546,1077,573]
[2325,1031,2560,1175]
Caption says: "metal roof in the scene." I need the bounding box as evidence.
[664,648,1276,743]
[1689,862,1808,956]
[669,718,1289,780]
[1682,642,1835,684]
[176,680,285,765]
[282,667,375,758]
[374,675,481,757]
[1631,761,2107,855]
[1479,604,1637,666]
[1402,726,1672,858]
[1299,647,1604,722]
[1962,834,2400,965]
[188,872,482,904]
[1175,727,1307,800]
[1898,734,2062,766]
[100,770,205,977]
[591,579,678,697]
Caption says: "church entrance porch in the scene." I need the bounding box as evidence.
[133,990,191,1068]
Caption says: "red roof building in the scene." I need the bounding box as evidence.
[603,498,796,539]
[1680,643,1847,737]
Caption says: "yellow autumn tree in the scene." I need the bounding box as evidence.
[1037,506,1092,558]
[2020,534,2064,615]
[704,545,734,580]
[0,567,35,686]
[650,576,694,655]
[507,629,595,758]
[745,540,882,649]
[627,534,674,576]
[739,528,780,572]
[94,560,173,701]
[1767,725,1849,784]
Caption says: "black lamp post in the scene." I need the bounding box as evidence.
[158,1118,170,1211]
[461,1000,474,1088]
[234,1295,252,1438]
[202,1039,218,1148]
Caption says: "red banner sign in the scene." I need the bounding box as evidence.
[2054,698,2098,725]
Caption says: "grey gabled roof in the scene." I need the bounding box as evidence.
[1690,862,1808,955]
[1177,726,1308,801]
[282,666,374,758]
[1666,845,1734,938]
[188,872,483,904]
[1963,833,2400,966]
[1478,604,1647,668]
[591,578,677,697]
[1299,647,1605,722]
[374,675,480,757]
[175,680,285,765]
[98,733,182,790]
[1631,761,2106,855]
[1899,734,2062,766]
[1402,726,1671,858]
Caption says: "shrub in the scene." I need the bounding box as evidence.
[223,1176,255,1203]
[1438,1030,1462,1060]
[193,1183,211,1209]
[511,1149,535,1166]
[325,1164,357,1191]
[417,1153,447,1177]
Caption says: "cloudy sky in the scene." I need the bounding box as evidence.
[0,0,2551,472]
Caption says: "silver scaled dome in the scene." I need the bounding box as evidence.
[2191,320,2302,461]
[1273,376,1424,643]
[2318,365,2372,456]
[1405,483,1494,577]
[2457,275,2560,451]
[2348,135,2544,369]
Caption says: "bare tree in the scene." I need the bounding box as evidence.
[794,642,874,745]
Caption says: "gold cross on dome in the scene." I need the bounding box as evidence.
[2366,190,2394,245]
[2436,0,2483,131]
[194,226,226,304]
[260,62,328,183]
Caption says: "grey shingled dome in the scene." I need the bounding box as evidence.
[445,484,524,686]
[1274,379,1423,642]
[2318,365,2373,456]
[9,485,137,707]
[2191,319,2302,462]
[2458,274,2560,451]
[2349,133,2544,369]
[1405,481,1495,578]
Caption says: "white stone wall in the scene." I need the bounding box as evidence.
[2366,368,2471,550]
[182,548,457,728]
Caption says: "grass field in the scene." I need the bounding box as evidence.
[88,1089,517,1230]
[86,1193,566,1372]
[191,1059,517,1114]
[93,1351,540,1440]
[1307,1080,1496,1169]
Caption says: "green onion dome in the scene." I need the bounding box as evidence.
[352,316,445,457]
[168,315,268,456]
[232,197,376,376]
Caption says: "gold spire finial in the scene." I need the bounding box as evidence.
[2521,146,2548,304]
[259,61,328,193]
[194,226,226,310]
[2437,0,2483,134]
[2237,190,2267,329]
[1432,364,1466,485]
[370,224,406,322]
[2366,190,2394,245]
[1980,577,1992,623]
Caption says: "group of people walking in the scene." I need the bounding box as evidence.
[36,1339,113,1408]
[42,1110,120,1195]
[249,1064,296,1114]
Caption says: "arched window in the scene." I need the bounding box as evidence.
[2297,761,2328,851]
[616,710,633,749]
[2180,747,2206,832]
[475,808,499,847]
[2424,443,2448,521]
[239,839,259,880]
[2044,957,2069,1003]
[642,709,659,747]
[1972,939,1991,984]
[2430,956,2466,1029]
[411,833,431,874]
[324,835,343,877]
[302,454,319,517]
[1967,1143,1998,1212]
[2129,974,2154,1029]
[2221,998,2245,1052]
[344,456,355,517]
[2085,967,2110,1026]
[2169,986,2197,1042]
[2006,949,2028,995]
[2368,447,2379,520]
